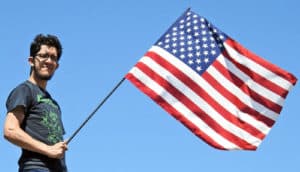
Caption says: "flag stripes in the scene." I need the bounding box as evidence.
[202,63,276,128]
[225,39,297,89]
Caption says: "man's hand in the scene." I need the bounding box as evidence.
[45,141,68,159]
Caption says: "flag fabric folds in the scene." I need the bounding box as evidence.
[125,8,297,150]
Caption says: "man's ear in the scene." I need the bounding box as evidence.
[28,56,34,67]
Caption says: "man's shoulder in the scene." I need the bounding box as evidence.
[13,80,30,88]
[7,81,38,101]
[13,81,37,92]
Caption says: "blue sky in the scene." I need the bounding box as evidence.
[1,0,299,171]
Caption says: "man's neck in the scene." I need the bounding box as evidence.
[28,74,47,89]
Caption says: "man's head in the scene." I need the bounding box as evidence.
[29,34,63,81]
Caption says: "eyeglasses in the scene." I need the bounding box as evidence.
[35,53,58,63]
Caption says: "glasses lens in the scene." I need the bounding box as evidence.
[36,54,58,62]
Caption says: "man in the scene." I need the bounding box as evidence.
[4,34,68,172]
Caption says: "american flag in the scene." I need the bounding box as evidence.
[125,8,297,150]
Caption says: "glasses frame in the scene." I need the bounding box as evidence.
[35,53,59,63]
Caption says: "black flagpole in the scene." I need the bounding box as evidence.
[66,77,126,144]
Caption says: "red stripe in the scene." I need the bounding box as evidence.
[203,65,275,127]
[125,72,227,150]
[222,49,289,100]
[210,59,279,124]
[215,56,283,114]
[144,51,267,138]
[225,39,297,93]
[139,52,258,149]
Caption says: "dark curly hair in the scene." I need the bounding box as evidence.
[30,34,63,61]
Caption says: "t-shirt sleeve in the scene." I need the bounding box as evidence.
[6,84,32,113]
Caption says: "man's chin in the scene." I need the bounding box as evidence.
[36,73,54,81]
[33,67,54,81]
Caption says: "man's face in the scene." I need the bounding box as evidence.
[30,45,59,81]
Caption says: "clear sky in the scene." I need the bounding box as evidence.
[1,0,299,171]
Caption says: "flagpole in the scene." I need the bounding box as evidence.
[66,77,126,144]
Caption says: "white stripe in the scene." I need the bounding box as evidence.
[149,46,271,134]
[224,43,294,90]
[209,57,279,120]
[139,56,263,146]
[218,56,284,106]
[129,66,241,150]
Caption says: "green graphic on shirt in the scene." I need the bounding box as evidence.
[41,111,63,144]
[37,94,58,109]
[37,94,63,144]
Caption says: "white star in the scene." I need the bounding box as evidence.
[188,53,193,58]
[180,54,185,59]
[188,60,194,64]
[211,50,216,55]
[219,35,225,40]
[204,58,209,63]
[196,58,201,64]
[204,51,209,56]
[196,66,202,71]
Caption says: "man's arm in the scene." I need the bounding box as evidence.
[3,106,67,159]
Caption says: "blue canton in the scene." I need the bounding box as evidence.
[155,10,228,75]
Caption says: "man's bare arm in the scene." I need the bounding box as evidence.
[3,106,67,159]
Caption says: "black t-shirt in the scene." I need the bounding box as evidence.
[6,80,67,171]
